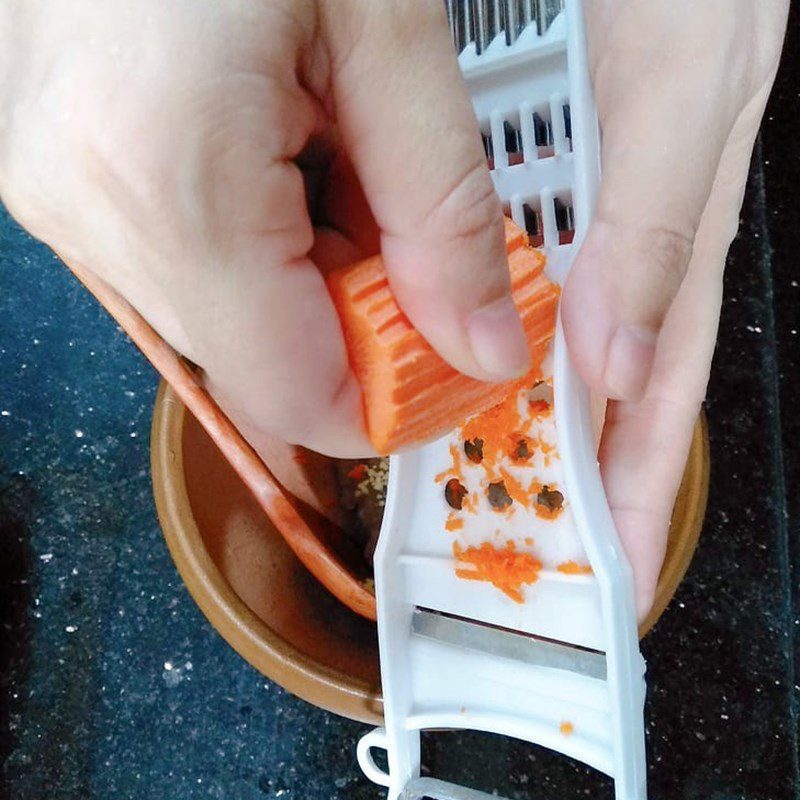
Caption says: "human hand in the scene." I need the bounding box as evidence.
[0,0,530,466]
[562,0,788,616]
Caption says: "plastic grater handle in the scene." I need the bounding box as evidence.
[401,777,514,800]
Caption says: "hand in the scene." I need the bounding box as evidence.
[0,0,530,468]
[562,0,788,616]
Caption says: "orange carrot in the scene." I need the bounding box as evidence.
[453,540,542,603]
[445,514,464,532]
[347,463,368,480]
[499,467,532,509]
[557,560,593,575]
[327,219,560,454]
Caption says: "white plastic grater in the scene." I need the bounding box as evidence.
[355,2,648,799]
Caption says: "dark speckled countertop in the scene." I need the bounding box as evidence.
[2,13,799,800]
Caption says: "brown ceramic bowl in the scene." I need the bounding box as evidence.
[151,381,710,725]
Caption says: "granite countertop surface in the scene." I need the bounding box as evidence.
[1,12,799,800]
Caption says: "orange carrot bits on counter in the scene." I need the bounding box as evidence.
[453,541,542,603]
[559,721,574,737]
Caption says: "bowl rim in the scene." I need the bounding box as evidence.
[151,380,709,724]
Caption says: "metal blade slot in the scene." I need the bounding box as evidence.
[533,110,555,159]
[412,608,607,680]
[480,131,495,169]
[554,195,575,244]
[401,776,514,800]
[522,201,544,247]
[503,119,524,166]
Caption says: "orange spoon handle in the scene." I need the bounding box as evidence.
[60,257,377,621]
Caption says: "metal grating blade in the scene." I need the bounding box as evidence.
[446,0,566,54]
[401,776,515,800]
[413,608,607,680]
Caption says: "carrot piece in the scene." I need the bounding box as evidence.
[347,463,368,481]
[557,560,593,575]
[453,540,542,603]
[327,219,560,454]
[499,467,531,509]
[445,513,464,532]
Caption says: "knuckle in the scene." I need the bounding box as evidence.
[632,224,695,286]
[427,159,503,248]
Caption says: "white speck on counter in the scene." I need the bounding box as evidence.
[162,661,184,687]
[39,553,53,563]
[74,430,84,438]
[1,410,10,417]
[65,625,77,633]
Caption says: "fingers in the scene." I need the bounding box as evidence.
[599,249,724,618]
[198,241,374,458]
[600,232,723,618]
[600,107,762,617]
[322,0,529,382]
[563,3,764,401]
[562,42,734,400]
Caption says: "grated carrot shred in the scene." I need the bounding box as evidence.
[535,504,563,521]
[499,467,532,509]
[529,398,551,417]
[559,721,574,736]
[460,386,534,473]
[445,514,464,531]
[453,541,542,603]
[557,560,593,575]
[347,463,368,480]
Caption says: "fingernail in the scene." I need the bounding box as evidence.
[467,297,531,380]
[603,325,657,401]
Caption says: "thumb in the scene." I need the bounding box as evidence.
[322,0,529,381]
[561,9,740,400]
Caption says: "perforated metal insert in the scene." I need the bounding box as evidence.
[445,0,566,54]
